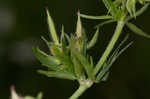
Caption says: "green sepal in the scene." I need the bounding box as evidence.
[46,8,59,45]
[126,0,136,17]
[41,36,51,50]
[126,3,149,21]
[41,36,62,57]
[68,36,83,78]
[38,70,76,80]
[81,29,87,55]
[75,11,83,40]
[72,55,83,79]
[32,47,61,71]
[49,43,62,58]
[76,11,82,39]
[61,35,68,56]
[69,36,94,80]
[90,56,94,67]
[61,36,74,73]
[60,25,65,43]
[87,28,99,49]
[102,0,119,17]
[71,47,94,80]
[113,0,122,6]
[126,22,150,38]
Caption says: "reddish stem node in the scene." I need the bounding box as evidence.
[45,7,49,12]
[77,9,80,14]
[10,85,15,91]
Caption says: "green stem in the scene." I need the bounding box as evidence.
[94,16,126,75]
[69,80,93,99]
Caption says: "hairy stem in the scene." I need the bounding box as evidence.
[69,80,93,99]
[94,16,126,75]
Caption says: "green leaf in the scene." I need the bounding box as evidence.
[95,62,109,82]
[50,43,62,58]
[69,37,93,79]
[102,0,118,16]
[126,22,150,38]
[72,55,83,79]
[46,8,59,45]
[87,28,99,49]
[126,0,136,17]
[61,36,74,73]
[80,14,112,20]
[107,34,130,64]
[115,42,133,59]
[95,35,133,82]
[32,47,61,71]
[81,29,87,55]
[98,42,133,82]
[135,3,149,16]
[107,35,133,67]
[38,70,76,80]
[90,56,94,67]
[61,25,65,43]
[71,48,94,80]
[61,35,68,56]
[126,3,149,21]
[101,72,110,81]
[68,37,83,78]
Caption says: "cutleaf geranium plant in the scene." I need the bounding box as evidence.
[11,0,150,99]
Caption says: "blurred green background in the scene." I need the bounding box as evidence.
[0,0,150,99]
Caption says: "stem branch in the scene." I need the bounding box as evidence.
[69,80,93,99]
[94,16,126,75]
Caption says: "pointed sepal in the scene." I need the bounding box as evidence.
[46,8,59,45]
[87,28,99,49]
[126,0,136,17]
[76,10,82,38]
